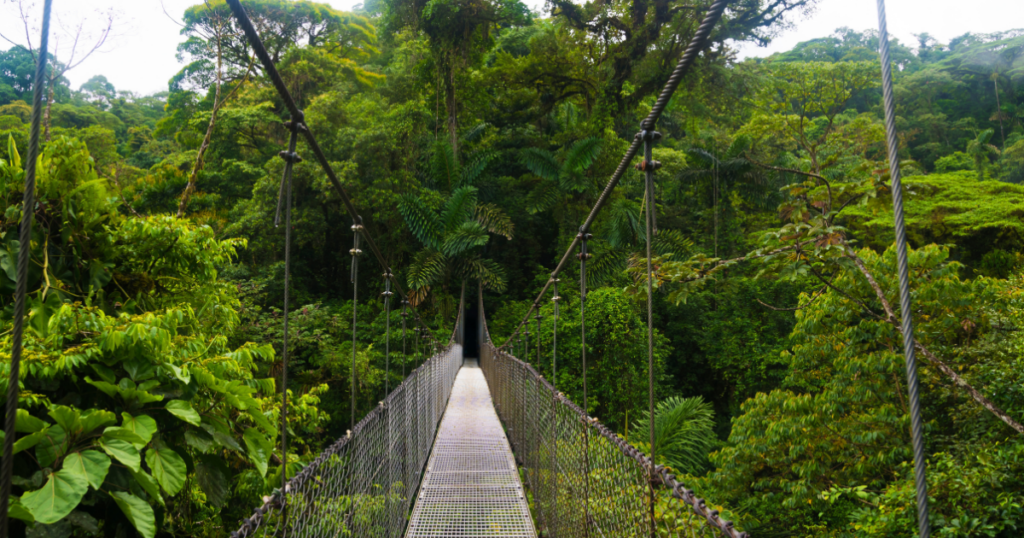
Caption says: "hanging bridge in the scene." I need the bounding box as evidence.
[0,0,933,536]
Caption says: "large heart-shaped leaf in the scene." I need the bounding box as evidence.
[99,438,140,472]
[8,496,34,522]
[16,410,48,433]
[243,428,272,477]
[13,430,48,454]
[21,469,89,524]
[120,414,156,447]
[110,492,155,538]
[102,427,147,448]
[165,401,200,426]
[35,426,68,468]
[129,470,165,507]
[184,429,214,453]
[145,447,186,496]
[47,406,82,436]
[79,410,116,435]
[195,454,229,508]
[63,450,111,490]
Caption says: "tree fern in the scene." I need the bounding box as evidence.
[631,396,716,475]
[398,194,444,249]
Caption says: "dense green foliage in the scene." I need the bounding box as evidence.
[1,0,1024,536]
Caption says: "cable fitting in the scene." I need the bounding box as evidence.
[576,232,594,241]
[634,159,662,172]
[349,248,363,256]
[382,291,393,297]
[635,129,663,142]
[552,296,561,302]
[576,252,593,260]
[278,150,302,164]
[351,224,364,232]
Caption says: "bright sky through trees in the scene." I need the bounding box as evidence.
[0,0,1020,94]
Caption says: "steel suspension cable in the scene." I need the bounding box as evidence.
[497,0,731,351]
[383,272,393,394]
[578,231,593,538]
[552,279,559,388]
[401,300,409,378]
[0,2,51,537]
[875,1,930,536]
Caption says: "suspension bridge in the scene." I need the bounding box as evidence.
[0,0,934,537]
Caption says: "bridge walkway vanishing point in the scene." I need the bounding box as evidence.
[406,359,536,538]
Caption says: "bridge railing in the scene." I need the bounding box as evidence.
[231,341,462,538]
[480,313,747,538]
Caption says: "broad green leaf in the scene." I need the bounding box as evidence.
[84,378,119,399]
[21,469,89,524]
[8,496,34,522]
[123,358,156,382]
[102,427,147,448]
[16,410,48,433]
[119,413,156,447]
[7,134,20,168]
[243,428,272,477]
[46,406,81,436]
[35,426,68,468]
[165,401,200,426]
[63,451,111,490]
[212,431,243,453]
[195,454,229,508]
[79,410,116,435]
[161,363,190,384]
[129,470,164,507]
[239,396,276,436]
[99,438,140,472]
[184,429,214,453]
[145,446,186,496]
[66,511,99,534]
[14,430,48,454]
[110,492,155,538]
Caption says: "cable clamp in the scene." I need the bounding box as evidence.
[351,224,364,232]
[349,248,363,256]
[382,290,393,297]
[278,150,303,164]
[634,159,662,172]
[635,129,663,142]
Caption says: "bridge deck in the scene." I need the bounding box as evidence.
[406,360,537,538]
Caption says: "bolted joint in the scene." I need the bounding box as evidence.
[634,159,662,172]
[351,224,364,232]
[278,150,303,164]
[635,129,663,142]
[349,248,363,257]
[284,110,305,129]
[551,295,562,302]
[576,232,594,241]
[576,252,593,260]
[381,291,394,297]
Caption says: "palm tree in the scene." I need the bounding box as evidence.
[520,136,604,213]
[630,396,717,475]
[966,129,1001,181]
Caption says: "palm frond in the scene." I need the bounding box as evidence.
[524,179,562,214]
[399,194,444,249]
[441,186,478,234]
[456,256,507,292]
[725,134,753,160]
[563,137,603,175]
[462,122,491,142]
[407,249,447,290]
[430,139,462,189]
[631,396,716,475]
[442,221,489,256]
[652,229,694,257]
[586,249,627,288]
[520,148,560,182]
[461,151,498,187]
[475,202,514,239]
[607,198,642,249]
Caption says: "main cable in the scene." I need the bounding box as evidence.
[0,2,52,537]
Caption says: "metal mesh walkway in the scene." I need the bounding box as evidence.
[406,360,537,538]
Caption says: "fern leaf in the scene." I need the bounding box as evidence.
[461,122,491,142]
[524,179,562,214]
[407,249,447,290]
[652,229,694,257]
[430,139,462,189]
[461,151,497,187]
[607,198,642,249]
[520,148,560,181]
[562,137,603,175]
[456,256,507,293]
[474,203,514,239]
[398,194,444,250]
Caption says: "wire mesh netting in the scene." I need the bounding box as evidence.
[230,343,462,538]
[480,339,749,538]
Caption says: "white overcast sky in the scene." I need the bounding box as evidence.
[0,0,1021,96]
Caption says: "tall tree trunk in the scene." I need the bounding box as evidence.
[993,75,1006,148]
[177,35,224,218]
[444,52,459,159]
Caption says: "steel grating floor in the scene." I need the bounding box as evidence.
[406,360,537,538]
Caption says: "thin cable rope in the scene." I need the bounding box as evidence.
[579,231,592,538]
[351,221,363,429]
[642,131,659,537]
[0,2,51,536]
[497,0,731,351]
[402,300,408,378]
[277,125,299,520]
[876,1,930,535]
[552,280,559,388]
[384,272,393,394]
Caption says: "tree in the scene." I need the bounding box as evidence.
[630,396,716,475]
[966,128,1000,181]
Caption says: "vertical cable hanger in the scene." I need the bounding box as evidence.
[350,219,363,429]
[276,113,304,526]
[401,299,409,379]
[636,126,662,537]
[551,279,560,389]
[577,229,593,537]
[535,307,542,366]
[383,271,393,395]
[0,2,52,537]
[875,1,930,536]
